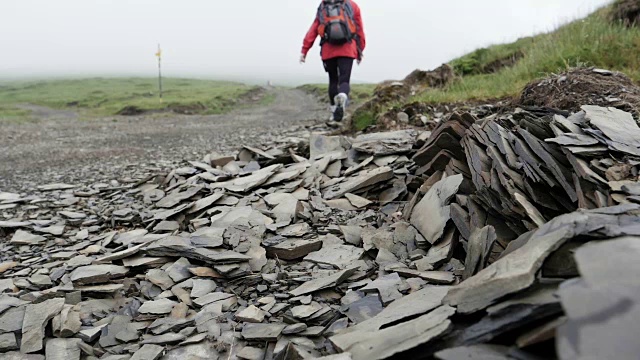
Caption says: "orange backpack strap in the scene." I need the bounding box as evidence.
[343,1,362,55]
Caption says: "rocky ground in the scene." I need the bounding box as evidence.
[0,88,325,192]
[0,76,639,360]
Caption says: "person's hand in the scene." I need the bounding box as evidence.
[300,54,306,64]
[357,54,364,65]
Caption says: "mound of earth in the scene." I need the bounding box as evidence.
[480,50,524,74]
[117,105,146,116]
[518,67,640,118]
[349,64,454,130]
[238,86,267,103]
[403,64,455,89]
[167,102,207,115]
[611,0,640,27]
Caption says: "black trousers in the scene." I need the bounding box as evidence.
[323,57,354,105]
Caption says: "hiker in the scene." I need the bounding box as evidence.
[300,0,366,122]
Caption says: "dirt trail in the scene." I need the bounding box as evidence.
[0,88,326,190]
[16,104,79,120]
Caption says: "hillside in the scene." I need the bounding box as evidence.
[344,1,640,131]
[417,2,640,104]
[0,78,268,121]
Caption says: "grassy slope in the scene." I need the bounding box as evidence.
[416,6,640,104]
[0,78,259,121]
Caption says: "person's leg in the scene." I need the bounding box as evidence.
[332,57,354,121]
[337,57,354,99]
[323,59,339,105]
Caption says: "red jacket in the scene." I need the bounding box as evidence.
[302,1,366,61]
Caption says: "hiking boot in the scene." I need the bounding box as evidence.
[333,93,348,122]
[329,105,337,121]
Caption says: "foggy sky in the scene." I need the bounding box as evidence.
[0,0,612,84]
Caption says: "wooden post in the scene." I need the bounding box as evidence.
[156,44,163,101]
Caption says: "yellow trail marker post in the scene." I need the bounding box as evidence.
[155,44,163,101]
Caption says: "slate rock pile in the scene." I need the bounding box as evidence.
[519,67,640,117]
[1,105,639,359]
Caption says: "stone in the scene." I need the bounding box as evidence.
[146,269,175,290]
[0,332,18,351]
[213,164,282,192]
[145,236,251,265]
[162,343,219,359]
[283,323,307,335]
[53,305,81,338]
[462,225,497,280]
[410,174,463,245]
[138,298,177,315]
[351,130,417,155]
[444,210,598,314]
[435,345,511,360]
[583,105,640,157]
[115,324,140,343]
[345,193,372,208]
[0,221,30,228]
[2,352,45,360]
[264,238,323,260]
[94,242,148,263]
[303,245,364,269]
[323,167,394,200]
[58,211,86,220]
[290,267,359,297]
[0,279,16,293]
[10,230,46,245]
[188,266,221,278]
[0,306,26,334]
[340,226,362,246]
[346,295,383,324]
[70,265,128,285]
[310,134,349,159]
[77,324,108,342]
[131,344,165,360]
[156,185,202,208]
[44,338,82,360]
[0,261,19,274]
[291,302,323,319]
[141,332,186,344]
[193,292,236,308]
[361,273,403,305]
[557,236,640,360]
[241,323,286,341]
[235,305,266,323]
[37,183,75,191]
[237,346,266,360]
[191,279,217,298]
[21,298,65,353]
[35,225,65,236]
[330,306,455,360]
[347,286,450,333]
[278,223,311,237]
[391,269,455,284]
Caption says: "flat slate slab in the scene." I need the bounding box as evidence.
[241,323,286,341]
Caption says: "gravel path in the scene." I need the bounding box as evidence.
[0,88,326,191]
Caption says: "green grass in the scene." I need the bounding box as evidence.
[0,77,262,120]
[0,105,33,123]
[450,37,533,76]
[416,6,640,104]
[352,108,377,131]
